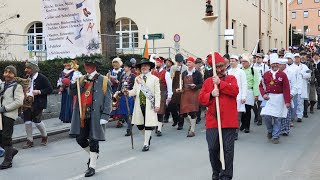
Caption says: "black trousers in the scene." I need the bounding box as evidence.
[178,112,197,127]
[136,105,154,131]
[76,118,99,153]
[241,105,252,130]
[164,102,179,123]
[0,116,15,148]
[303,100,309,115]
[23,108,43,123]
[206,128,236,180]
[252,101,262,121]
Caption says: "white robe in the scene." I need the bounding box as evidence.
[227,67,247,112]
[289,63,311,99]
[253,63,270,101]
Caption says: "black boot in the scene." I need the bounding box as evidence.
[85,167,95,177]
[0,147,13,170]
[177,117,184,130]
[125,129,131,136]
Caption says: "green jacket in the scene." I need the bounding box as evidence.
[243,67,260,97]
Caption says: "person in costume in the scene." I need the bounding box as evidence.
[164,58,175,123]
[195,58,205,124]
[169,54,187,128]
[290,53,311,122]
[69,58,112,177]
[22,61,53,149]
[227,55,247,140]
[240,55,259,133]
[199,52,239,180]
[57,62,74,123]
[113,61,136,136]
[278,58,297,136]
[110,57,124,128]
[260,54,291,144]
[151,57,173,136]
[252,53,270,126]
[124,59,161,152]
[0,66,24,169]
[176,57,203,137]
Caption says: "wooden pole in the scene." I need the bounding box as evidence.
[124,82,134,149]
[211,52,225,170]
[76,78,82,122]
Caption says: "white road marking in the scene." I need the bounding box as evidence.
[67,156,136,180]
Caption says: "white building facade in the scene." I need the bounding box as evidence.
[0,0,287,61]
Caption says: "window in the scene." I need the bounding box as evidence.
[315,0,319,3]
[297,0,302,4]
[232,20,236,47]
[274,0,278,20]
[318,10,320,17]
[291,12,296,19]
[274,38,278,48]
[318,25,320,31]
[27,22,45,52]
[280,2,283,23]
[115,18,139,49]
[304,11,309,18]
[243,25,247,50]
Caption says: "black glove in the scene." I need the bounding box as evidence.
[0,106,6,113]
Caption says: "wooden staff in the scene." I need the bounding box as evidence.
[211,52,225,170]
[123,82,134,149]
[76,78,82,122]
[0,113,2,130]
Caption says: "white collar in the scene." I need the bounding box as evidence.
[63,69,73,74]
[32,72,39,80]
[187,68,195,73]
[87,71,98,80]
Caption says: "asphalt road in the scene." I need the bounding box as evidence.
[1,110,320,180]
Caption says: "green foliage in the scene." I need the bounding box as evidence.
[0,54,142,89]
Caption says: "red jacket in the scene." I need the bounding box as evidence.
[259,71,291,104]
[199,75,239,129]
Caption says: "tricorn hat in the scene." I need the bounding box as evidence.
[84,58,102,66]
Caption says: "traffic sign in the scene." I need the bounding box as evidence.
[143,33,164,40]
[174,34,180,42]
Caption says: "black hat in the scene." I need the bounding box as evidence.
[195,58,203,64]
[84,58,102,66]
[136,59,155,69]
[175,54,184,63]
[123,61,133,68]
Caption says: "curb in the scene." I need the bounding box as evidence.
[13,127,70,144]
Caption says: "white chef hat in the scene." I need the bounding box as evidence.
[269,53,279,64]
[230,55,239,61]
[263,55,269,63]
[284,53,294,60]
[294,53,300,58]
[278,58,288,65]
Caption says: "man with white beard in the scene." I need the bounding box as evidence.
[260,54,291,144]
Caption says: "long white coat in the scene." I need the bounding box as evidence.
[290,63,311,99]
[227,67,247,112]
[129,72,161,127]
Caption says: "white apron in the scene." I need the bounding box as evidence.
[237,99,246,112]
[245,89,255,106]
[261,93,288,118]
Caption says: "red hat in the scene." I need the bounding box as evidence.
[155,58,164,63]
[186,57,195,63]
[207,52,225,66]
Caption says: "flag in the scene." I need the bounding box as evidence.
[251,39,260,55]
[142,36,149,59]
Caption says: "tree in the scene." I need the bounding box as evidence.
[99,0,116,63]
[288,24,303,46]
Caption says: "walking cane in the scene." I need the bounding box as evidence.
[123,82,134,149]
[211,52,225,170]
[76,78,82,123]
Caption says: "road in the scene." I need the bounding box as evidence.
[1,110,320,180]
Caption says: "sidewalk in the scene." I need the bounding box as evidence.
[12,118,71,144]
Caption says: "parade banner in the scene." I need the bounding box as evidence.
[41,0,100,59]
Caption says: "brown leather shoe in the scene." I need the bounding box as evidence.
[41,136,48,146]
[22,140,34,149]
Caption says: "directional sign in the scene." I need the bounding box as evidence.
[224,29,234,40]
[143,33,164,40]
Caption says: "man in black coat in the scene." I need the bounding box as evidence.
[22,61,53,149]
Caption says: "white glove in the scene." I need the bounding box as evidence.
[100,119,108,125]
[166,97,171,106]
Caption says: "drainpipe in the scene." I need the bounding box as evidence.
[218,0,221,52]
[259,0,262,51]
[286,0,288,49]
[225,0,229,54]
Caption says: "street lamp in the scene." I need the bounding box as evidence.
[0,14,20,25]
